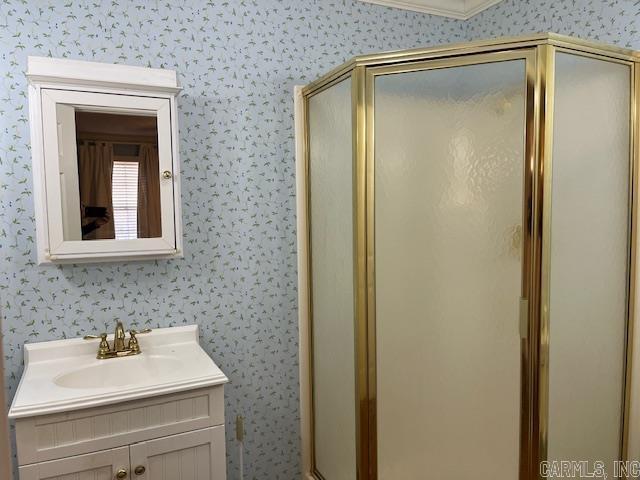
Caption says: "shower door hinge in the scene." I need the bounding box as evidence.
[519,297,529,339]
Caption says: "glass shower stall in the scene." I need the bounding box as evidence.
[299,34,639,480]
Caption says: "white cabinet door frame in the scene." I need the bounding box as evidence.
[40,88,177,259]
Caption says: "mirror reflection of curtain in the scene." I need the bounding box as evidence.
[78,141,115,240]
[137,144,161,238]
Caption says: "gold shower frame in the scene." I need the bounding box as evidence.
[300,33,639,480]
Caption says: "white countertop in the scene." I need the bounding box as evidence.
[9,325,228,419]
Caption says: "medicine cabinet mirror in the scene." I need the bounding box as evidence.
[27,56,183,264]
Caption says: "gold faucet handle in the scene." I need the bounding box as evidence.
[127,328,151,354]
[82,333,109,348]
[83,333,110,358]
[129,328,151,335]
[83,333,107,340]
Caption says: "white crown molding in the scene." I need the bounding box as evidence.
[358,0,505,20]
[27,56,180,93]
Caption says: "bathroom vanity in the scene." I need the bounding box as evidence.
[9,325,228,480]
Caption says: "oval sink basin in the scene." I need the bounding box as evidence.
[54,355,184,389]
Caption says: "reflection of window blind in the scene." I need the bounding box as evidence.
[112,161,139,240]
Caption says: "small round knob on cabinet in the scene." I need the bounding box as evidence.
[116,468,128,479]
[162,170,172,179]
[134,465,146,475]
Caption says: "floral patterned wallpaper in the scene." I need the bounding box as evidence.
[3,0,640,477]
[0,1,464,478]
[467,0,640,48]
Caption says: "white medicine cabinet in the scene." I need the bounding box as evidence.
[27,56,183,264]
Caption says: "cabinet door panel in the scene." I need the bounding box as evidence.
[129,426,225,480]
[19,446,129,480]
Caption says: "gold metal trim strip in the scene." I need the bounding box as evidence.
[353,65,370,480]
[302,34,638,99]
[535,44,555,479]
[358,33,636,66]
[365,49,535,78]
[364,65,377,480]
[622,60,639,462]
[522,49,539,480]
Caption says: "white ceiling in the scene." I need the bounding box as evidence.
[358,0,505,20]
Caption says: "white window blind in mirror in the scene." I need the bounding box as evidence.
[112,161,139,240]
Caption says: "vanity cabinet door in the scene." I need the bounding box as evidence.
[19,445,129,480]
[129,426,226,480]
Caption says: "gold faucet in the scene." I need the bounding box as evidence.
[113,321,126,352]
[84,321,151,359]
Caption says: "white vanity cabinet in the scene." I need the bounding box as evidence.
[14,386,227,480]
[9,326,228,480]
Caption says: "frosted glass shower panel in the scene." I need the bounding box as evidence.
[308,78,357,480]
[374,59,527,479]
[547,52,631,469]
